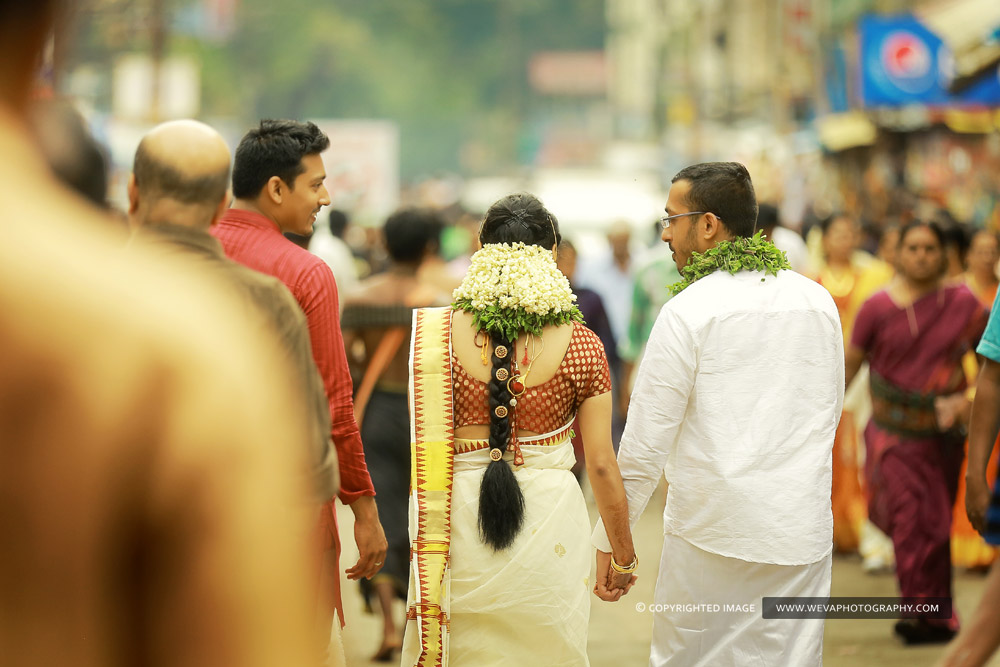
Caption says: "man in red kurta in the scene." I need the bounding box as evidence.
[212,119,387,644]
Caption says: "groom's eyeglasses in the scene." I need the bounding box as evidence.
[659,211,708,230]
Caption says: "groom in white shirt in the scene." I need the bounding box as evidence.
[594,162,843,666]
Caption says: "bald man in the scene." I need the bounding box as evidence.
[129,120,337,498]
[127,121,343,656]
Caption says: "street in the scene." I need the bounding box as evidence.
[337,483,1000,666]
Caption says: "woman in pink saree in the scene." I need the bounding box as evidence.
[846,221,988,645]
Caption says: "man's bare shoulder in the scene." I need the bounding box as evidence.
[345,272,396,305]
[1,186,309,474]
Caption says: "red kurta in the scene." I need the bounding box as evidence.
[213,207,375,625]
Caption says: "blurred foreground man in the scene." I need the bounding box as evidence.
[938,286,1000,666]
[594,162,843,666]
[0,4,318,666]
[212,119,386,646]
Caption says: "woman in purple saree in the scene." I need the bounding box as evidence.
[846,221,988,644]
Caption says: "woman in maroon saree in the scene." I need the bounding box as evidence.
[846,221,988,644]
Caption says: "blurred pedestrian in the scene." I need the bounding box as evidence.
[310,209,360,302]
[211,119,386,655]
[845,221,989,644]
[758,203,813,276]
[816,213,868,555]
[556,239,617,378]
[966,292,1000,538]
[854,223,899,304]
[841,220,898,574]
[616,231,681,419]
[577,224,635,347]
[937,291,1000,666]
[942,219,972,282]
[965,230,1000,307]
[30,98,109,209]
[576,225,634,442]
[557,238,618,472]
[953,229,1000,571]
[817,213,864,338]
[341,208,449,662]
[415,213,463,295]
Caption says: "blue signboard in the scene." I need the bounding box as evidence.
[859,14,1000,107]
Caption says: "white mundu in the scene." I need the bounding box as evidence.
[594,269,844,667]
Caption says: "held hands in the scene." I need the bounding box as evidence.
[593,549,637,602]
[346,496,388,581]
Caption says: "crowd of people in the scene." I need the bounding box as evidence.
[305,174,1000,653]
[10,4,1000,667]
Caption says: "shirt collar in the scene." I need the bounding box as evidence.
[134,223,227,260]
[221,207,282,234]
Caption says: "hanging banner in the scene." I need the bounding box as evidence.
[859,14,1000,107]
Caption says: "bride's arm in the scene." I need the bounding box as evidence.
[579,391,636,596]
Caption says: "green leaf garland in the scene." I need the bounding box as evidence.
[668,231,792,295]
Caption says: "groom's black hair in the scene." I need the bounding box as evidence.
[671,162,758,238]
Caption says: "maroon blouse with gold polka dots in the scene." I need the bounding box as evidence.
[452,322,612,433]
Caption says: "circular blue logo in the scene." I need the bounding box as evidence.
[879,30,936,94]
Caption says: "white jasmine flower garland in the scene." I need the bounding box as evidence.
[452,242,583,341]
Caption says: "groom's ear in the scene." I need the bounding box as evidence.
[702,212,729,242]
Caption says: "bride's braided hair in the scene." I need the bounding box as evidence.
[479,331,520,550]
[476,193,560,551]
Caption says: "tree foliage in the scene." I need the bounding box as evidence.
[70,0,607,177]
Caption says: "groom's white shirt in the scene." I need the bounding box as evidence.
[593,268,844,565]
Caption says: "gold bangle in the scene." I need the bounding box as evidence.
[610,553,638,574]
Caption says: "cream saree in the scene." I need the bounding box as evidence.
[402,307,591,667]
